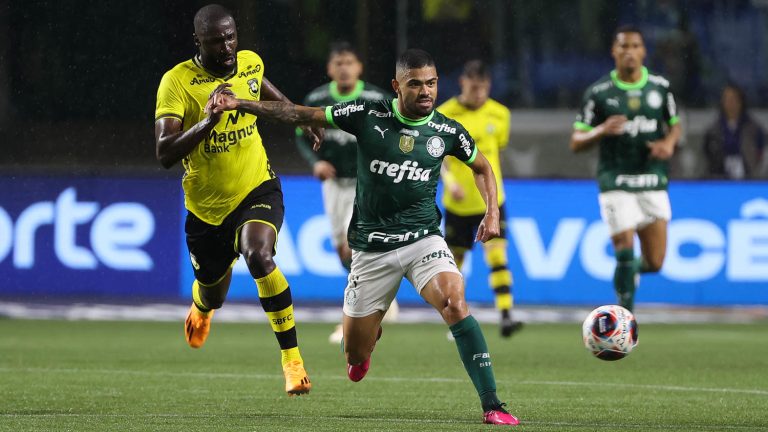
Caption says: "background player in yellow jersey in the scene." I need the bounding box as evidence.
[154,4,319,396]
[439,60,523,337]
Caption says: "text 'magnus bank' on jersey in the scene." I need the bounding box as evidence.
[326,99,478,252]
[574,67,679,192]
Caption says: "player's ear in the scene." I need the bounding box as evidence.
[391,79,399,95]
[193,33,200,47]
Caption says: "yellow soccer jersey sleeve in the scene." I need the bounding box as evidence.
[155,50,273,225]
[438,97,510,216]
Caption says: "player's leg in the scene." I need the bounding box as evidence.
[637,219,667,273]
[635,190,672,275]
[183,212,238,348]
[342,248,400,381]
[610,229,637,311]
[239,221,310,395]
[482,232,523,339]
[238,180,310,395]
[409,237,518,425]
[343,311,384,381]
[600,191,643,312]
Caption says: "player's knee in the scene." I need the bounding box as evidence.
[242,247,275,278]
[645,256,664,273]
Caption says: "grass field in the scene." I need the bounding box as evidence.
[2,319,767,431]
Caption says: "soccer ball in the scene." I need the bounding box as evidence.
[582,305,638,361]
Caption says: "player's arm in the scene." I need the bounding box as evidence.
[154,87,228,169]
[213,92,330,129]
[647,122,681,160]
[465,151,500,243]
[570,115,627,152]
[261,77,324,147]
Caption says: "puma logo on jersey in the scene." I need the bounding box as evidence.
[374,126,388,138]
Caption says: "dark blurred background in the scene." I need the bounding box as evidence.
[2,0,767,178]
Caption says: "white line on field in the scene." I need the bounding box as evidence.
[1,366,766,396]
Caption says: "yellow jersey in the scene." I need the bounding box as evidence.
[438,97,510,216]
[155,50,273,225]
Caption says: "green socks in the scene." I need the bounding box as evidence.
[614,248,637,311]
[450,315,501,411]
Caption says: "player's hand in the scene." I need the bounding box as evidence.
[475,209,500,243]
[211,93,239,113]
[313,160,336,181]
[647,139,675,160]
[302,126,325,151]
[204,97,223,125]
[209,83,235,99]
[450,184,465,201]
[602,115,627,136]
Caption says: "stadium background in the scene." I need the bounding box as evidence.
[1,0,767,307]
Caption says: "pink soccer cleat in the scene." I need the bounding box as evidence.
[347,357,371,382]
[346,326,382,382]
[483,406,520,426]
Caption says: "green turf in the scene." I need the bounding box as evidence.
[1,319,767,431]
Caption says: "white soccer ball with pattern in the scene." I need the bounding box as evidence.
[582,305,638,361]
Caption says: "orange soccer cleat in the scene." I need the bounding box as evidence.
[184,304,213,348]
[283,360,311,396]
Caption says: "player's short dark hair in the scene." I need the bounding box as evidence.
[194,4,234,34]
[396,49,435,76]
[613,24,644,42]
[461,60,490,79]
[328,41,360,61]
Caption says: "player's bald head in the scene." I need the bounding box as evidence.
[194,4,234,36]
[395,49,435,81]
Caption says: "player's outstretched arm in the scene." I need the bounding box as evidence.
[466,151,500,242]
[570,115,627,152]
[213,92,330,129]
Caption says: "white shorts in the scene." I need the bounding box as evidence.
[322,177,356,248]
[343,235,462,317]
[598,190,672,235]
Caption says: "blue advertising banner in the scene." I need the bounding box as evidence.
[182,177,768,307]
[0,176,181,299]
[2,176,765,306]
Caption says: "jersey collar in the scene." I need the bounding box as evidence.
[610,66,648,91]
[330,80,364,102]
[192,54,238,81]
[392,98,434,126]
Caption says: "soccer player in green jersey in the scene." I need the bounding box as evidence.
[154,4,320,396]
[295,42,399,344]
[570,25,682,312]
[212,49,519,425]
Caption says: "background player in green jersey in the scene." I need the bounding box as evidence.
[154,4,320,396]
[295,42,398,344]
[570,25,682,312]
[210,49,520,425]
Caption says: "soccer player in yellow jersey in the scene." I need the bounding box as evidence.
[154,4,318,396]
[439,60,523,338]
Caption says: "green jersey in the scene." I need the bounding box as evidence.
[296,80,389,178]
[574,67,680,192]
[325,99,479,252]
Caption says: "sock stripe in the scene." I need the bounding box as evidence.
[265,305,295,333]
[259,288,293,313]
[255,267,289,298]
